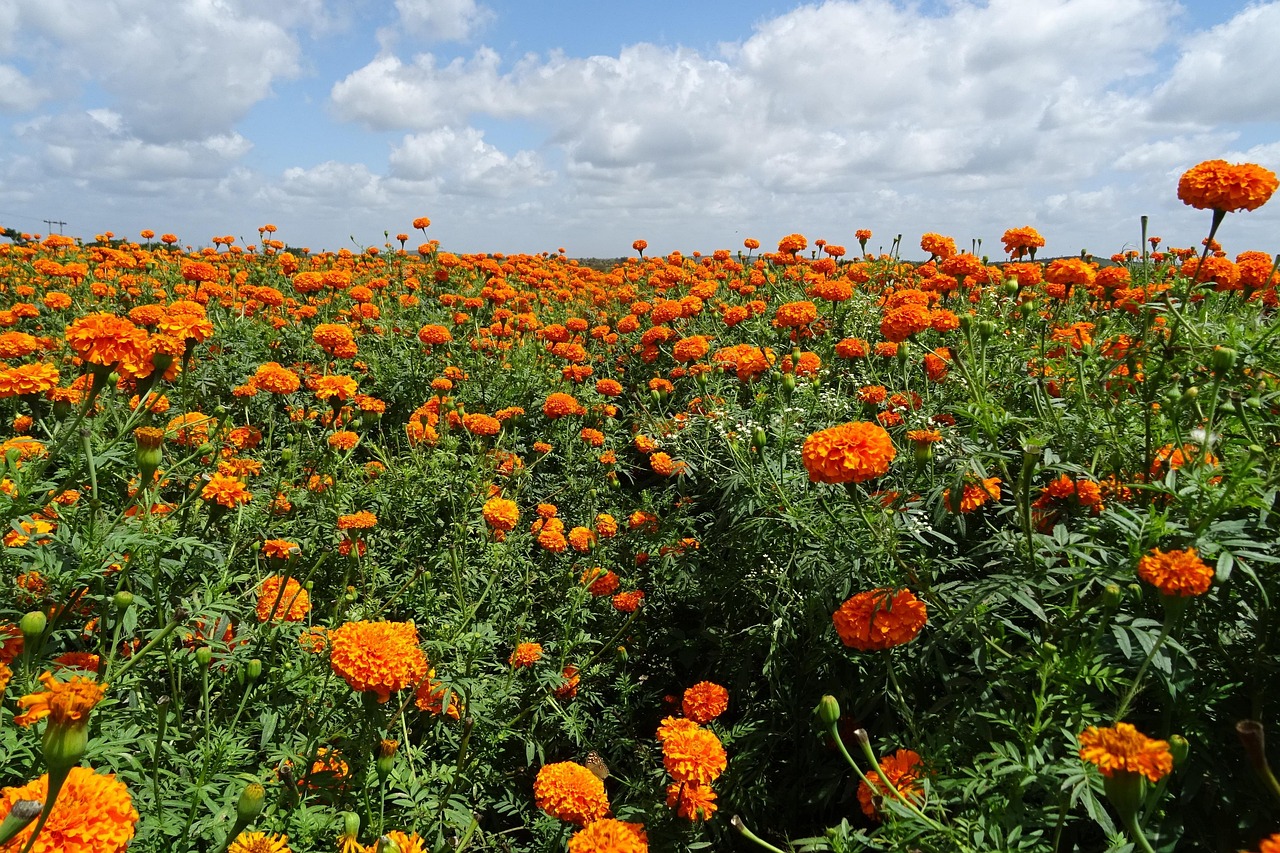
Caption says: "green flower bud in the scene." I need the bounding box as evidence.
[1183,385,1199,400]
[342,812,362,842]
[195,646,213,668]
[815,695,841,729]
[19,611,47,645]
[113,591,134,613]
[246,659,263,682]
[751,427,768,451]
[1210,346,1237,377]
[1102,584,1123,610]
[1168,734,1189,768]
[280,448,294,462]
[376,835,404,853]
[236,782,265,823]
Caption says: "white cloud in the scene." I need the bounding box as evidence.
[1152,2,1280,123]
[388,127,551,194]
[10,0,302,141]
[391,0,491,42]
[0,64,47,112]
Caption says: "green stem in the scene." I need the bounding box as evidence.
[1114,618,1174,722]
[730,816,790,853]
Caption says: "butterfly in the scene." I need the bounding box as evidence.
[585,750,610,781]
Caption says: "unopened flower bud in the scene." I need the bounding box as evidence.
[1102,584,1123,610]
[376,739,398,781]
[19,611,46,644]
[1210,346,1237,377]
[1168,734,1189,768]
[375,835,403,853]
[236,782,265,823]
[815,695,841,729]
[113,591,134,613]
[246,659,263,682]
[195,646,213,668]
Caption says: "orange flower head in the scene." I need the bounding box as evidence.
[228,831,291,853]
[509,642,543,668]
[328,620,428,703]
[661,724,727,786]
[64,312,149,369]
[15,670,107,727]
[1137,547,1213,597]
[533,761,610,825]
[256,575,311,622]
[1079,723,1173,782]
[569,818,648,852]
[201,473,252,509]
[482,497,520,532]
[832,588,927,651]
[337,510,378,530]
[0,766,138,853]
[1177,160,1279,213]
[801,422,896,485]
[857,748,924,820]
[681,681,729,723]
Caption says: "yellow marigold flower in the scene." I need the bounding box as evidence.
[832,588,927,651]
[801,422,896,485]
[0,766,138,853]
[228,830,291,853]
[328,621,428,703]
[569,818,649,852]
[661,724,727,786]
[1137,547,1213,597]
[1079,723,1173,782]
[533,761,610,826]
[681,681,729,724]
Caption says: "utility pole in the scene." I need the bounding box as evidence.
[42,219,66,234]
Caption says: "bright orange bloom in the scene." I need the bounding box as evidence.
[0,766,138,853]
[313,374,358,403]
[543,392,585,418]
[256,575,311,622]
[418,324,452,345]
[533,762,611,825]
[509,642,543,668]
[666,782,717,821]
[943,476,1002,513]
[1079,723,1173,782]
[201,473,252,508]
[253,362,301,394]
[327,430,360,451]
[772,300,818,329]
[1249,833,1280,853]
[64,313,149,369]
[1137,547,1213,597]
[569,818,648,852]
[337,510,378,530]
[857,748,924,820]
[681,681,729,724]
[14,670,107,727]
[482,497,520,532]
[801,422,896,485]
[328,620,428,703]
[832,588,927,651]
[662,724,726,786]
[1177,160,1279,213]
[462,413,501,436]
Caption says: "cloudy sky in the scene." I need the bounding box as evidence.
[1,0,1278,258]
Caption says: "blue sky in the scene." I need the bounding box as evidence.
[1,0,1278,258]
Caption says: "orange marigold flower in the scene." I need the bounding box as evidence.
[509,642,543,668]
[256,575,311,623]
[666,782,717,821]
[943,476,1002,513]
[595,378,623,396]
[835,337,869,358]
[832,588,927,651]
[253,362,301,394]
[327,430,360,451]
[857,748,924,820]
[64,312,149,369]
[337,510,378,530]
[582,568,620,596]
[1136,547,1213,597]
[533,761,610,825]
[568,526,596,552]
[418,324,452,346]
[772,300,818,329]
[920,233,957,260]
[594,513,618,538]
[682,681,729,723]
[880,303,932,342]
[662,724,727,786]
[569,818,648,852]
[462,413,501,436]
[14,670,107,727]
[314,374,358,403]
[801,422,896,485]
[650,452,682,477]
[328,620,428,703]
[1177,160,1279,213]
[612,590,645,612]
[672,335,712,362]
[543,392,585,419]
[0,766,138,853]
[482,497,520,532]
[201,473,252,508]
[1079,723,1173,782]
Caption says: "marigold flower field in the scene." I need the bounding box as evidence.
[2,162,1280,852]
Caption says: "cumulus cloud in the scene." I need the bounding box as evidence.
[1151,2,1280,123]
[0,64,47,112]
[391,0,492,42]
[9,0,301,142]
[388,127,551,194]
